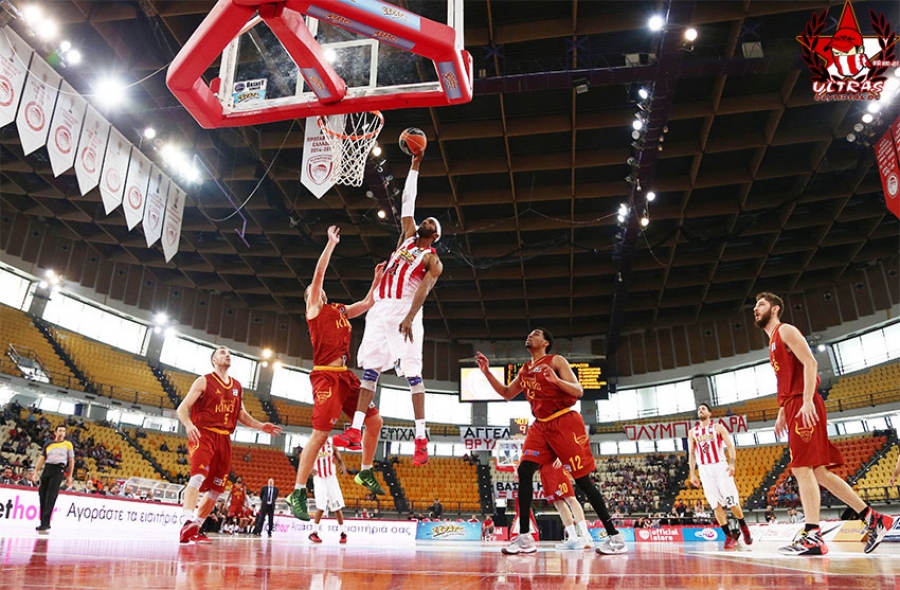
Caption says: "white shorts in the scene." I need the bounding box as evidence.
[698,462,740,510]
[312,475,345,514]
[357,299,423,376]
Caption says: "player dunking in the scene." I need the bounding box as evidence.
[176,346,282,544]
[286,226,386,521]
[687,403,752,550]
[542,460,594,550]
[308,436,349,544]
[754,292,894,555]
[476,328,626,555]
[335,149,443,466]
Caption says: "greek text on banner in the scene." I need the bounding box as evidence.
[623,415,748,441]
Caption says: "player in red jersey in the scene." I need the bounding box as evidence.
[176,346,282,543]
[285,226,386,521]
[476,328,626,555]
[338,149,443,466]
[227,476,247,519]
[754,292,894,555]
[688,403,751,550]
[542,460,593,550]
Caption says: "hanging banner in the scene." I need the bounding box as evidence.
[100,127,132,214]
[74,106,111,195]
[0,27,33,129]
[15,53,61,155]
[143,166,170,247]
[162,182,186,262]
[123,149,152,230]
[875,127,900,220]
[300,115,337,199]
[623,415,748,442]
[46,81,87,176]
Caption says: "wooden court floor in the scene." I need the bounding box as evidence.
[2,531,899,589]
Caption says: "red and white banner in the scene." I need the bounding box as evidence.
[143,167,170,247]
[46,81,87,177]
[100,127,132,214]
[634,526,684,543]
[624,415,748,441]
[162,182,186,262]
[74,106,110,195]
[493,479,549,500]
[0,28,33,129]
[878,116,900,220]
[123,149,152,230]
[300,115,336,199]
[15,53,61,155]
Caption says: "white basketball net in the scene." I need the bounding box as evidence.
[317,111,384,187]
[494,439,524,472]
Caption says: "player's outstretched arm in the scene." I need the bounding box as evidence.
[307,226,341,320]
[238,403,282,436]
[177,376,207,445]
[346,262,387,319]
[687,430,700,487]
[474,352,522,400]
[398,151,424,246]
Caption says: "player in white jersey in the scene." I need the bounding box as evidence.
[688,402,752,550]
[309,437,348,544]
[335,148,444,466]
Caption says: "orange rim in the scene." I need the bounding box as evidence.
[317,111,384,141]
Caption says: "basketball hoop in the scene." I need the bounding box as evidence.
[317,111,384,187]
[494,439,524,473]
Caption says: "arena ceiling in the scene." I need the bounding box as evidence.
[0,1,898,371]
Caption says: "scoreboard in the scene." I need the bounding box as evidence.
[506,359,609,400]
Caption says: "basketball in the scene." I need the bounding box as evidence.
[399,127,427,156]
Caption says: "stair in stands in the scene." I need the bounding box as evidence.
[379,460,409,513]
[32,319,96,394]
[849,430,896,485]
[261,399,280,425]
[120,428,171,481]
[749,445,792,509]
[151,365,182,409]
[476,462,494,515]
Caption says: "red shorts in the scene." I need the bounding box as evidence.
[540,463,575,501]
[784,394,843,469]
[188,429,232,493]
[522,410,595,479]
[310,368,379,432]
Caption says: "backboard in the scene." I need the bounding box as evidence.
[168,0,471,128]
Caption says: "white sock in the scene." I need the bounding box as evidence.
[565,524,577,540]
[192,510,201,522]
[183,508,193,519]
[415,419,426,439]
[351,411,365,431]
[295,483,306,491]
[312,522,319,533]
[339,522,345,534]
[361,464,372,471]
[578,520,590,539]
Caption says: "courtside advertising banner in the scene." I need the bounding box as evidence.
[143,167,170,247]
[15,52,61,156]
[272,514,417,546]
[416,521,481,541]
[460,425,511,451]
[493,479,548,500]
[100,127,132,214]
[588,527,636,543]
[876,123,900,220]
[123,148,152,230]
[46,81,87,177]
[74,106,111,195]
[681,527,726,542]
[634,526,684,543]
[0,27,32,129]
[162,183,186,262]
[300,115,336,199]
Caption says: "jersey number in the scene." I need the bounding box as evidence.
[568,456,582,472]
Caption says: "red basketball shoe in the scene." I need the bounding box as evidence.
[340,533,348,544]
[333,428,363,451]
[309,532,323,543]
[413,437,429,466]
[179,520,200,544]
[740,523,753,546]
[723,532,739,550]
[191,531,213,544]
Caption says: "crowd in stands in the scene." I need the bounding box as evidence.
[593,454,685,515]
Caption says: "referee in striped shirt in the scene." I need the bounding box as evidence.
[34,424,74,533]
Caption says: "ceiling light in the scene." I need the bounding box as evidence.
[884,77,900,93]
[66,50,81,65]
[640,216,650,227]
[846,132,856,142]
[22,5,41,24]
[632,119,644,131]
[371,144,382,157]
[38,280,48,290]
[638,88,649,100]
[94,77,127,108]
[143,127,157,140]
[273,360,283,370]
[853,123,864,133]
[377,209,387,219]
[261,348,272,359]
[618,203,628,216]
[616,214,625,224]
[324,48,337,63]
[154,312,168,325]
[35,19,59,41]
[816,344,827,353]
[60,40,71,53]
[866,102,881,113]
[631,130,642,140]
[646,191,656,202]
[684,28,698,42]
[861,113,874,124]
[648,16,664,32]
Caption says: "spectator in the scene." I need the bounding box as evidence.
[482,515,495,540]
[468,514,480,523]
[160,441,170,452]
[429,497,443,520]
[17,468,37,487]
[1,467,16,484]
[765,505,777,523]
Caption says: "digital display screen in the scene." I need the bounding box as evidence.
[506,359,609,400]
